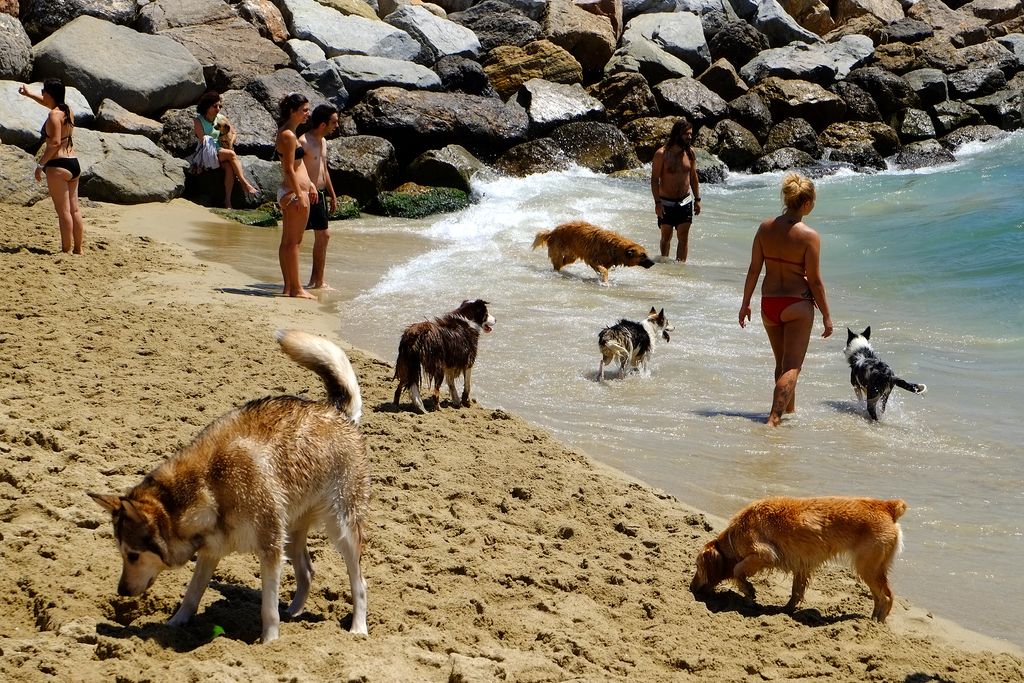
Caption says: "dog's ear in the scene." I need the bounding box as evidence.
[658,308,665,319]
[862,326,871,340]
[89,492,122,514]
[847,328,856,344]
[649,306,657,316]
[121,499,145,524]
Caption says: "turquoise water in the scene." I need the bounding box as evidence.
[189,133,1024,645]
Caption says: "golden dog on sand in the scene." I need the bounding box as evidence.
[532,220,655,283]
[690,496,906,622]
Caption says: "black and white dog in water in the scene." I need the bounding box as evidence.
[598,307,673,380]
[845,327,927,420]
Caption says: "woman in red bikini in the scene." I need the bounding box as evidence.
[739,172,833,426]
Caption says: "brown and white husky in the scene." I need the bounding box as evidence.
[598,307,673,380]
[90,331,369,643]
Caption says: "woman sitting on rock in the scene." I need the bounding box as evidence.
[275,92,318,299]
[192,90,258,208]
[19,79,85,254]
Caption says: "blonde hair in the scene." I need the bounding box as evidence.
[781,172,815,212]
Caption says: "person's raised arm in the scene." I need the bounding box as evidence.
[739,227,765,328]
[803,230,833,338]
[18,84,46,107]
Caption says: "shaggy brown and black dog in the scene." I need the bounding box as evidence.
[532,220,655,283]
[393,299,496,414]
[690,496,907,622]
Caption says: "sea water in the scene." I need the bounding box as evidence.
[192,133,1024,645]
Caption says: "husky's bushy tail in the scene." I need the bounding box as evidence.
[894,377,927,394]
[276,330,362,424]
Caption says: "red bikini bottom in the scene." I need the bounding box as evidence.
[761,296,811,325]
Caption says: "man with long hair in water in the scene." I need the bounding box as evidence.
[651,119,701,262]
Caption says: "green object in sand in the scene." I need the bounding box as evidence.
[211,624,225,638]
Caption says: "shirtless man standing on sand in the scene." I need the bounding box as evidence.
[651,119,701,262]
[299,104,340,290]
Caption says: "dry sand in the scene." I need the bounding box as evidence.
[1,200,1021,682]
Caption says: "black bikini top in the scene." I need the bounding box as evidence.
[274,145,305,161]
[40,108,74,149]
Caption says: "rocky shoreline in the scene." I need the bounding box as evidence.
[1,0,1022,217]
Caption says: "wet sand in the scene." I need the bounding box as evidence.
[1,200,1021,681]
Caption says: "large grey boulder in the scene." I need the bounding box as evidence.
[246,69,328,119]
[326,54,442,96]
[587,71,659,125]
[940,123,1003,150]
[897,107,935,142]
[549,121,641,172]
[708,19,768,68]
[159,17,291,93]
[620,115,676,162]
[406,144,484,192]
[829,80,881,122]
[326,135,398,206]
[729,90,773,140]
[74,129,187,203]
[544,0,617,73]
[654,76,730,128]
[449,0,543,52]
[604,37,694,85]
[433,55,498,98]
[350,86,529,161]
[752,77,847,131]
[386,5,481,64]
[931,100,983,136]
[157,107,199,158]
[698,58,749,101]
[846,67,920,119]
[739,34,874,86]
[516,78,606,134]
[903,68,948,107]
[0,80,95,151]
[622,0,675,22]
[763,117,821,157]
[281,0,421,60]
[136,0,235,32]
[750,146,816,173]
[20,0,137,41]
[622,12,711,74]
[819,120,899,158]
[967,88,1024,129]
[31,16,205,115]
[730,0,821,47]
[995,34,1024,72]
[218,90,278,158]
[948,67,1007,100]
[297,61,351,111]
[0,144,50,206]
[96,99,162,141]
[494,138,573,176]
[893,139,955,169]
[703,118,762,170]
[284,39,328,72]
[0,14,32,81]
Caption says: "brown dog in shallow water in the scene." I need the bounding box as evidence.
[690,496,906,622]
[532,220,655,283]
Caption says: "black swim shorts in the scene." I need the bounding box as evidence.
[658,197,693,228]
[306,190,329,230]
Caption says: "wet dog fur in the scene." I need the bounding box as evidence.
[845,327,927,420]
[598,307,673,380]
[393,299,496,414]
[532,220,655,283]
[690,496,907,622]
[89,331,369,643]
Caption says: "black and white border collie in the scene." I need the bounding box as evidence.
[598,307,673,380]
[393,299,495,414]
[845,326,927,420]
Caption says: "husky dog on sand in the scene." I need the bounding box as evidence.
[90,331,369,643]
[845,327,927,420]
[597,307,673,380]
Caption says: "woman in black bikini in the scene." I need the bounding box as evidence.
[275,93,318,299]
[19,79,85,254]
[739,172,833,427]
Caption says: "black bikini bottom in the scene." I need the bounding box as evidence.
[45,157,81,180]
